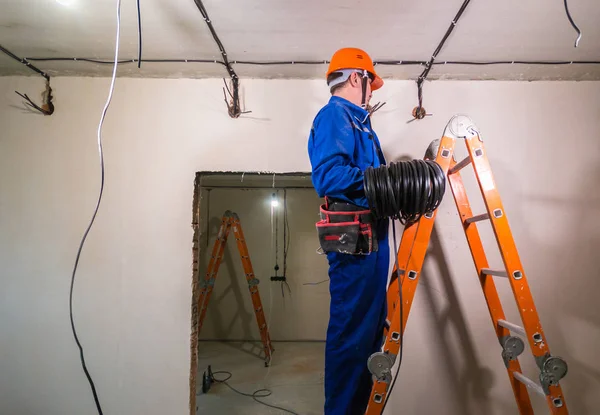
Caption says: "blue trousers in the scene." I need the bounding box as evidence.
[324,221,389,415]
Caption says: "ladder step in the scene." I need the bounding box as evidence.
[497,319,526,337]
[481,268,507,278]
[448,156,471,174]
[513,372,545,397]
[465,213,489,224]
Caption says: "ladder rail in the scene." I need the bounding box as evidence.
[464,135,568,412]
[364,116,569,414]
[448,160,534,414]
[197,218,231,335]
[466,136,548,352]
[231,215,274,365]
[382,222,418,339]
[196,212,274,367]
[365,219,420,414]
[365,135,455,415]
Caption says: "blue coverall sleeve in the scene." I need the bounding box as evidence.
[309,107,364,198]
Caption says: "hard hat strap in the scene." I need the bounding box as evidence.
[361,69,369,108]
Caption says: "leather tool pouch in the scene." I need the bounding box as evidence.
[316,198,378,255]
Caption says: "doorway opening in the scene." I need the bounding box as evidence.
[190,172,329,415]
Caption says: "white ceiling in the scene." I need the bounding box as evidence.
[1,0,599,80]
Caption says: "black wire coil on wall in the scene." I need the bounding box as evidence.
[364,160,446,224]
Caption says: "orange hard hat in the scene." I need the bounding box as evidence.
[326,47,383,91]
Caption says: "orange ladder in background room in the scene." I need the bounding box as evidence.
[365,115,568,415]
[197,210,274,366]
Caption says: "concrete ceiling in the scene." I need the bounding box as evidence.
[1,0,599,80]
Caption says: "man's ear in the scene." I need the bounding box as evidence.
[348,72,359,87]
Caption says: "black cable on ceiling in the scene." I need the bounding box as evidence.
[0,44,50,80]
[192,0,246,118]
[21,56,600,67]
[136,0,142,68]
[377,60,600,66]
[1,44,55,115]
[413,0,474,120]
[25,57,229,66]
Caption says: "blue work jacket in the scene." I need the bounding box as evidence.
[308,96,386,208]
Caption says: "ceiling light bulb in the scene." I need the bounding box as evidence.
[271,193,279,207]
[56,0,75,6]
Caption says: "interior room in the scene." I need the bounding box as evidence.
[194,172,328,414]
[1,1,599,415]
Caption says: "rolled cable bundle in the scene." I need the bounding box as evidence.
[364,159,446,224]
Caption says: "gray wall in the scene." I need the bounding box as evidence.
[198,187,331,341]
[1,76,599,415]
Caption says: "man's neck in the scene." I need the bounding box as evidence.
[333,91,362,108]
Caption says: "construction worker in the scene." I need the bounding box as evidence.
[307,48,389,414]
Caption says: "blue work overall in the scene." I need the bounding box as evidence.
[308,96,390,414]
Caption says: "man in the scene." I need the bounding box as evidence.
[307,48,389,414]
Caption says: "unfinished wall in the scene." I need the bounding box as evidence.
[1,76,599,415]
[198,186,330,341]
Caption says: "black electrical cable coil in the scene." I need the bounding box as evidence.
[364,160,446,224]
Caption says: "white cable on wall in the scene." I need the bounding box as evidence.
[68,0,122,414]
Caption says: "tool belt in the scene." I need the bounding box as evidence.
[316,198,378,255]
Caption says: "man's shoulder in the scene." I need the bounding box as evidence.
[313,99,351,123]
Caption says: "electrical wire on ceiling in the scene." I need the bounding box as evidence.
[563,0,582,47]
[192,0,250,118]
[68,0,122,414]
[0,44,54,115]
[412,0,473,121]
[136,0,142,67]
[0,44,49,79]
[7,54,599,118]
[21,56,600,67]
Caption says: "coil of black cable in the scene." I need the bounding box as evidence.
[364,159,446,224]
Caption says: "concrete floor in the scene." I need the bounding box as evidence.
[197,341,325,415]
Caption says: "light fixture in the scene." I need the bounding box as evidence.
[271,193,279,208]
[56,0,76,6]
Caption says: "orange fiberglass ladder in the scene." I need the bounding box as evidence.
[197,210,274,366]
[365,115,568,414]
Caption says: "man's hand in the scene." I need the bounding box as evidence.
[424,139,440,161]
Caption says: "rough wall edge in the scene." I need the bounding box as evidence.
[189,172,202,415]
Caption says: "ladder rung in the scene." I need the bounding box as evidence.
[448,156,471,174]
[497,319,526,337]
[465,213,489,224]
[481,268,507,278]
[513,372,545,397]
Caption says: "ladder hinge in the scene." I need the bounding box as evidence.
[536,354,568,395]
[201,278,215,289]
[367,352,396,383]
[500,335,524,368]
